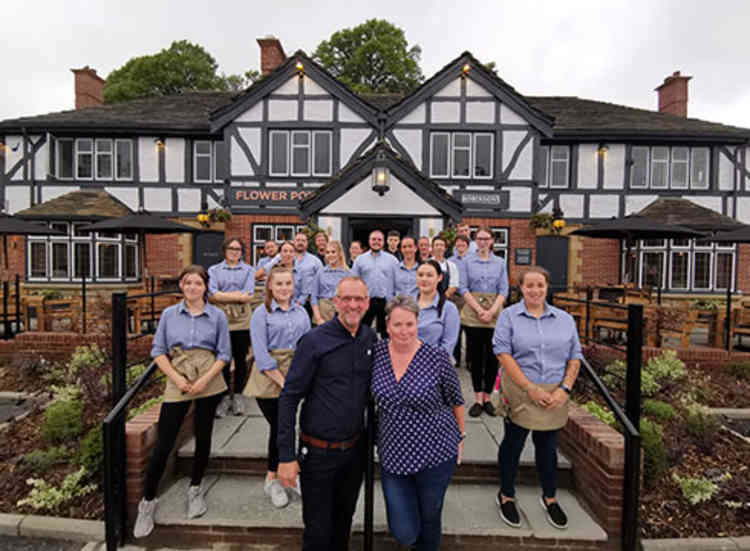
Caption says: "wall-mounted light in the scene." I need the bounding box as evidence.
[295,61,304,74]
[597,143,609,158]
[462,63,471,75]
[154,138,165,152]
[0,143,6,156]
[371,151,390,196]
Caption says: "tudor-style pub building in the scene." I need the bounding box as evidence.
[2,37,749,295]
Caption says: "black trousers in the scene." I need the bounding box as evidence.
[464,326,499,394]
[362,297,387,339]
[256,397,280,472]
[499,419,559,499]
[143,393,222,500]
[300,437,366,551]
[222,330,250,394]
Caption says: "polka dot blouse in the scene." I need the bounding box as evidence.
[372,340,465,476]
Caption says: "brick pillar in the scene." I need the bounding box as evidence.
[257,36,286,76]
[71,66,105,109]
[655,71,691,118]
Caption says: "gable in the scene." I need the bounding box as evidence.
[321,175,441,216]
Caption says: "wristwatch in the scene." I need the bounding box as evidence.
[560,383,572,395]
[459,432,467,441]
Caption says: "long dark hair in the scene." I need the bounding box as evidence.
[417,259,446,317]
[178,264,210,302]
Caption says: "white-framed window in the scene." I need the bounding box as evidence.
[630,146,649,189]
[76,138,93,179]
[194,141,213,183]
[251,223,307,263]
[469,226,509,259]
[57,139,75,180]
[115,139,133,180]
[95,139,113,180]
[690,148,709,189]
[671,147,689,189]
[430,132,494,179]
[56,138,133,181]
[49,222,70,280]
[538,145,570,188]
[29,241,47,279]
[268,130,332,177]
[630,146,711,190]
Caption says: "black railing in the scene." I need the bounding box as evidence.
[1,274,22,340]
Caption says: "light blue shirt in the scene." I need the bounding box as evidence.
[393,261,418,298]
[256,256,275,272]
[151,301,231,363]
[492,300,583,384]
[418,295,460,355]
[468,240,478,254]
[351,250,398,299]
[311,266,349,305]
[270,252,322,305]
[459,253,509,298]
[207,260,255,296]
[250,299,311,372]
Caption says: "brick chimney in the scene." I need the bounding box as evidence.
[257,36,286,77]
[655,70,692,117]
[71,66,105,109]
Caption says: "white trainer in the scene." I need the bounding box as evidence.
[133,497,158,538]
[187,484,207,519]
[215,394,231,418]
[264,478,289,508]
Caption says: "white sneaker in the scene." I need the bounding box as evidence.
[232,394,246,416]
[264,478,289,508]
[215,395,231,418]
[187,484,207,519]
[133,497,157,538]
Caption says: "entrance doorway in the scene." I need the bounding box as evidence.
[348,217,416,250]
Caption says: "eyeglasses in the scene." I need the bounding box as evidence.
[476,237,492,241]
[226,247,242,252]
[335,295,368,304]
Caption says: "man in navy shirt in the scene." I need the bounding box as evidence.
[278,277,377,551]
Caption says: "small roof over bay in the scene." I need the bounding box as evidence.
[15,190,133,221]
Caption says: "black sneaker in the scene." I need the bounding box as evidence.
[540,497,568,529]
[468,403,484,417]
[496,493,521,527]
[483,401,496,417]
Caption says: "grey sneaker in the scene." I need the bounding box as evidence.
[215,394,231,418]
[133,497,157,538]
[187,484,207,519]
[232,394,246,416]
[264,478,289,508]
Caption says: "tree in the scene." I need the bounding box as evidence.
[103,40,258,103]
[312,19,423,95]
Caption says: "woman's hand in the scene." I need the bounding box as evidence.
[478,309,493,323]
[313,315,325,326]
[188,375,209,396]
[175,375,192,394]
[528,385,554,407]
[545,388,569,409]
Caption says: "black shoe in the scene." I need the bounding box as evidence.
[468,403,484,417]
[496,493,521,528]
[483,401,496,417]
[540,497,568,529]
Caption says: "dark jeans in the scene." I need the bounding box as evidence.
[143,393,222,500]
[256,397,280,472]
[498,419,558,499]
[299,437,365,551]
[464,326,498,394]
[362,297,387,339]
[222,329,250,394]
[381,457,456,551]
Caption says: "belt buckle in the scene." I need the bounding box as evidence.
[339,440,353,451]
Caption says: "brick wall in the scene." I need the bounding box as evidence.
[0,332,153,363]
[1,235,26,281]
[145,234,184,278]
[71,67,105,109]
[462,217,536,285]
[579,236,621,287]
[738,244,750,293]
[226,214,303,263]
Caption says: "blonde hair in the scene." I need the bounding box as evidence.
[265,266,293,312]
[326,240,349,270]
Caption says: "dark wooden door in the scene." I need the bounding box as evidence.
[535,235,569,293]
[193,231,225,270]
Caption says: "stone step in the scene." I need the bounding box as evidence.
[143,474,607,550]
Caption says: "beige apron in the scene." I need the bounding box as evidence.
[163,347,227,403]
[248,284,265,312]
[243,349,295,399]
[502,375,568,431]
[317,298,336,324]
[215,302,253,331]
[449,293,465,313]
[461,292,501,328]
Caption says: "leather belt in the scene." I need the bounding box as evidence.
[301,432,361,450]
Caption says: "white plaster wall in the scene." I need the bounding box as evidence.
[737,197,750,224]
[625,195,657,215]
[400,103,425,124]
[420,218,444,238]
[500,105,527,125]
[440,185,459,197]
[392,129,422,171]
[719,149,735,190]
[502,131,526,172]
[577,144,598,190]
[466,79,492,97]
[466,101,495,123]
[238,128,262,173]
[139,137,159,183]
[165,138,185,183]
[589,195,620,218]
[275,76,299,95]
[321,176,441,215]
[35,140,49,180]
[5,136,23,181]
[727,197,734,218]
[559,194,584,218]
[41,185,78,203]
[178,189,201,211]
[236,102,263,123]
[303,76,328,96]
[303,182,324,188]
[746,147,750,191]
[304,100,334,121]
[603,145,626,190]
[510,139,533,180]
[144,187,172,211]
[683,195,722,213]
[435,78,461,97]
[431,102,460,123]
[539,201,554,214]
[231,136,254,176]
[340,128,372,166]
[464,185,495,191]
[339,103,365,123]
[268,100,297,121]
[5,186,30,213]
[105,187,139,210]
[317,216,341,241]
[207,189,224,209]
[507,186,532,212]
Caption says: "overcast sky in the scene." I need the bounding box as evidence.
[2,0,750,128]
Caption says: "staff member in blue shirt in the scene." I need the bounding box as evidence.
[134,265,231,538]
[311,240,349,325]
[459,227,508,418]
[449,234,472,366]
[416,260,460,355]
[208,237,256,417]
[351,229,398,338]
[393,236,419,297]
[245,266,311,509]
[256,240,279,274]
[492,266,582,530]
[292,231,323,317]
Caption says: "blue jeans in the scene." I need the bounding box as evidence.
[381,457,457,551]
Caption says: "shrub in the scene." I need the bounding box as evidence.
[582,401,616,428]
[640,418,667,486]
[643,399,676,421]
[128,396,163,420]
[78,427,103,474]
[41,399,84,444]
[22,446,69,473]
[672,474,718,505]
[726,362,750,381]
[68,344,107,379]
[646,350,686,383]
[683,401,719,453]
[601,358,661,396]
[17,467,97,512]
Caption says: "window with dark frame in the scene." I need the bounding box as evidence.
[57,138,133,181]
[252,223,307,264]
[537,145,570,188]
[630,146,710,190]
[269,130,332,177]
[430,131,493,179]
